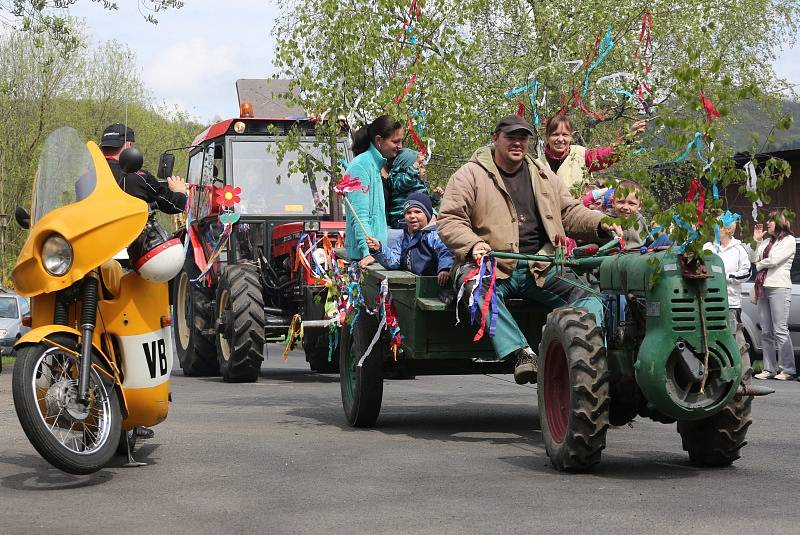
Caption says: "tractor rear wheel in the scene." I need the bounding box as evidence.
[677,323,753,467]
[537,307,610,472]
[339,312,383,427]
[215,264,266,383]
[173,252,218,376]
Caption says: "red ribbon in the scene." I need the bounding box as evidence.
[571,87,605,121]
[686,178,706,225]
[516,100,525,117]
[393,73,417,104]
[407,117,427,154]
[634,9,653,65]
[473,262,497,342]
[700,91,721,124]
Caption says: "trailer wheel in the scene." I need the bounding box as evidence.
[173,252,218,376]
[216,264,266,383]
[339,312,383,427]
[538,307,610,472]
[677,324,753,466]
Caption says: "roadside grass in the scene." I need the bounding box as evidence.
[1,355,16,368]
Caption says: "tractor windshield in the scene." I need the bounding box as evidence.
[230,140,339,216]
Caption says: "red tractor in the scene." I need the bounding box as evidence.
[165,81,349,382]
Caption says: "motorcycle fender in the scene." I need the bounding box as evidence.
[15,326,129,416]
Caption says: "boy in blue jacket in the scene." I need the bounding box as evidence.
[366,191,454,286]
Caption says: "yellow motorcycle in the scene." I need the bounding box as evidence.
[11,127,179,474]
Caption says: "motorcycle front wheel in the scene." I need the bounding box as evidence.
[12,335,122,475]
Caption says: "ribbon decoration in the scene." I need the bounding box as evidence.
[583,25,614,96]
[516,100,525,117]
[686,178,706,225]
[744,161,763,220]
[572,87,606,121]
[675,132,706,164]
[530,80,541,128]
[468,255,499,341]
[190,224,233,282]
[673,214,699,254]
[393,73,418,104]
[700,91,721,124]
[407,117,427,155]
[283,314,304,361]
[358,278,403,365]
[634,10,653,65]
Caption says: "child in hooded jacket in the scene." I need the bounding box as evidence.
[387,148,437,229]
[367,192,454,286]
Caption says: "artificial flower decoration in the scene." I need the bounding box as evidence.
[220,212,241,225]
[216,185,241,207]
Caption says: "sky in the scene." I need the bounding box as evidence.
[69,1,800,125]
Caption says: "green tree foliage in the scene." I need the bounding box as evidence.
[0,19,202,285]
[273,0,799,265]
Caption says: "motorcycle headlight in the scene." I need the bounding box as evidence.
[41,234,73,276]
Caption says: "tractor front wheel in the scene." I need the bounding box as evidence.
[173,252,218,376]
[215,264,266,383]
[537,307,610,472]
[676,323,753,467]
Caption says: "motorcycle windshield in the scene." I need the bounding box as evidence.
[32,127,96,224]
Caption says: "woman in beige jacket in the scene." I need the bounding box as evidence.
[752,211,797,380]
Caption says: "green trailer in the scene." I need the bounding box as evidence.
[338,244,772,471]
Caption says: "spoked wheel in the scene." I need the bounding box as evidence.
[537,307,610,472]
[173,252,218,376]
[677,323,753,467]
[215,264,266,383]
[12,336,121,474]
[339,312,383,427]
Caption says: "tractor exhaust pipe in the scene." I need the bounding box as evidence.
[735,383,775,399]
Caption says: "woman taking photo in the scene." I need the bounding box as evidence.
[344,115,404,268]
[753,210,797,380]
[539,113,647,189]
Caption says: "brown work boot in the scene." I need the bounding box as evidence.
[513,347,537,384]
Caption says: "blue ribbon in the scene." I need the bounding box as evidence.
[720,210,741,228]
[412,110,427,135]
[673,214,699,254]
[675,132,706,164]
[583,26,615,96]
[530,80,540,128]
[613,88,635,99]
[407,24,417,46]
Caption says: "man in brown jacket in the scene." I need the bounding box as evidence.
[438,115,619,384]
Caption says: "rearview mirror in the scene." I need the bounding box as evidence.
[14,206,30,229]
[157,152,175,180]
[119,147,144,173]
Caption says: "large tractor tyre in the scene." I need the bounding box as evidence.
[677,324,753,467]
[537,307,610,472]
[339,312,384,427]
[304,330,339,373]
[173,253,218,376]
[215,264,266,383]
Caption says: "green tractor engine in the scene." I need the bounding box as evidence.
[599,251,742,422]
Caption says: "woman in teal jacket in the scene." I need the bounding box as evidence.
[345,115,404,268]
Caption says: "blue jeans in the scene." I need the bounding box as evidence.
[458,261,603,359]
[758,287,795,375]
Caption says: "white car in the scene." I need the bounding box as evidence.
[739,238,800,371]
[0,291,31,369]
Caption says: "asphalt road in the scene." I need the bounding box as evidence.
[0,347,798,535]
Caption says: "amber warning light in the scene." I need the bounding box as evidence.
[240,102,254,118]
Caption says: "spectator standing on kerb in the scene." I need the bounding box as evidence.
[752,210,796,380]
[702,211,752,370]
